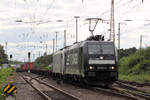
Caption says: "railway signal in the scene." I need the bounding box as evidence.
[28,52,31,73]
[28,52,31,62]
[10,54,12,59]
[10,54,12,64]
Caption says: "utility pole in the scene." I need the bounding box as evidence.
[5,42,8,54]
[55,32,58,51]
[45,43,47,55]
[33,53,35,61]
[117,21,127,49]
[39,51,41,57]
[140,35,143,50]
[118,23,121,49]
[74,16,80,42]
[53,38,55,53]
[64,30,66,47]
[110,0,115,43]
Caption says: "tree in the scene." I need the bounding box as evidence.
[34,54,53,68]
[0,45,8,65]
[118,47,137,59]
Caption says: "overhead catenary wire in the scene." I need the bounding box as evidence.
[99,0,124,16]
[39,0,56,20]
[80,0,135,41]
[99,0,136,17]
[2,0,58,61]
[122,1,142,15]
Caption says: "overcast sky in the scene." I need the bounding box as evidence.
[0,0,150,62]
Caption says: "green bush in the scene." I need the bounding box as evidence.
[0,68,13,100]
[33,54,53,69]
[0,68,13,85]
[119,47,150,82]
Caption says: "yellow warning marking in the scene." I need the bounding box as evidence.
[13,90,17,94]
[7,86,15,93]
[4,85,10,92]
[9,81,14,84]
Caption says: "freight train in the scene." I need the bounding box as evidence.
[17,62,33,72]
[52,35,118,86]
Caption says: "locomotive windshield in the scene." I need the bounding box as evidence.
[88,44,114,55]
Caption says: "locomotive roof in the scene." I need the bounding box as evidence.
[53,40,114,55]
[67,40,113,49]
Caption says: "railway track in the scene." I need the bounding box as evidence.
[92,87,139,100]
[21,72,141,100]
[119,80,150,87]
[20,72,150,100]
[19,73,81,100]
[114,81,150,100]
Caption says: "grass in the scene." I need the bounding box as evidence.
[119,74,150,83]
[0,67,14,100]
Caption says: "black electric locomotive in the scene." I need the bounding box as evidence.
[52,35,118,86]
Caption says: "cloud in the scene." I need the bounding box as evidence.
[0,0,150,61]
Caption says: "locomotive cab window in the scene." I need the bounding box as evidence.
[101,44,114,54]
[88,43,114,55]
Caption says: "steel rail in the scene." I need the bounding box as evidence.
[119,80,150,87]
[24,73,81,100]
[23,72,138,100]
[115,81,150,99]
[20,74,52,100]
[92,87,139,100]
[21,72,149,100]
[116,81,150,94]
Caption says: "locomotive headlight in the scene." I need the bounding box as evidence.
[111,66,115,70]
[100,56,104,60]
[89,66,94,70]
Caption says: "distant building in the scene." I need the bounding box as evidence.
[2,64,9,68]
